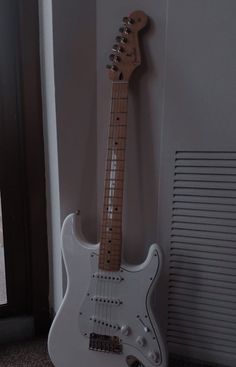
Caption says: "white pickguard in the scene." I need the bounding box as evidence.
[48,213,168,367]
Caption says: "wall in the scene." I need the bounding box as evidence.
[40,1,236,365]
[39,0,62,313]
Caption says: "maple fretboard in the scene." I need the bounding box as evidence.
[99,82,129,271]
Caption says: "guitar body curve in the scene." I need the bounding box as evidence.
[48,213,167,367]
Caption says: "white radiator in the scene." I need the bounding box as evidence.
[167,151,236,365]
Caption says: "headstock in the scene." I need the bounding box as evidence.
[106,10,148,82]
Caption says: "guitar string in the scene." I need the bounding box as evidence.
[110,82,127,336]
[107,82,118,336]
[102,80,117,336]
[108,83,119,336]
[93,80,114,337]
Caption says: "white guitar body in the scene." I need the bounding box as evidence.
[48,213,167,367]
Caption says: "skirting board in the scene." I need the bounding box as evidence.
[170,354,229,367]
[0,316,34,344]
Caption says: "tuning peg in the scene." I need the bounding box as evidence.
[112,44,124,53]
[123,16,135,25]
[109,54,121,62]
[106,64,118,71]
[119,26,131,34]
[116,36,127,44]
[111,65,118,71]
[112,44,118,52]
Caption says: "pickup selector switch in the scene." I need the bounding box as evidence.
[148,351,160,364]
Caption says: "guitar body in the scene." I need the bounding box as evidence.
[48,10,168,367]
[48,213,167,367]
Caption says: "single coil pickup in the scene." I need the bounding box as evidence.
[92,273,123,282]
[90,317,119,331]
[89,333,122,354]
[91,296,122,306]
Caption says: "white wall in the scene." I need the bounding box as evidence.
[39,0,63,313]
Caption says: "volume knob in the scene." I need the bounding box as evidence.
[136,336,146,347]
[121,325,130,336]
[148,351,160,364]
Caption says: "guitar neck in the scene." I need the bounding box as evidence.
[99,82,129,271]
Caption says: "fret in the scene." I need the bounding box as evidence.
[112,97,128,100]
[105,169,124,173]
[103,207,120,214]
[107,159,125,162]
[105,177,124,181]
[103,219,122,227]
[108,136,126,140]
[99,252,121,258]
[104,184,124,191]
[100,239,121,246]
[107,162,125,172]
[108,148,126,151]
[105,171,124,181]
[110,123,127,127]
[101,234,121,241]
[111,99,128,113]
[104,197,123,208]
[111,112,127,115]
[101,224,121,230]
[110,113,127,124]
[104,190,123,198]
[107,150,125,160]
[109,129,127,138]
[112,83,128,99]
[100,246,121,251]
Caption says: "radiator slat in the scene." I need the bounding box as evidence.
[168,151,236,360]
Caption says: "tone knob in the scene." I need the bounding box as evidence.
[148,351,160,364]
[136,336,146,347]
[121,325,130,336]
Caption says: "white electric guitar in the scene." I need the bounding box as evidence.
[48,10,167,367]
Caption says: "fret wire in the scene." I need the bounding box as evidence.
[105,178,123,181]
[110,112,127,114]
[101,219,122,224]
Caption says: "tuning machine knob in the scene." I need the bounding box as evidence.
[106,64,118,71]
[123,16,135,25]
[119,26,131,34]
[109,54,121,62]
[148,351,160,364]
[136,336,146,347]
[116,36,127,44]
[112,44,124,53]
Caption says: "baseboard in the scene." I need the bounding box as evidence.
[0,316,34,344]
[170,354,229,367]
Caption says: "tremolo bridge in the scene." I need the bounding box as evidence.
[89,333,122,354]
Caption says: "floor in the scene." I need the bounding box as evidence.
[0,195,7,305]
[0,246,7,305]
[0,338,53,367]
[0,337,225,367]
